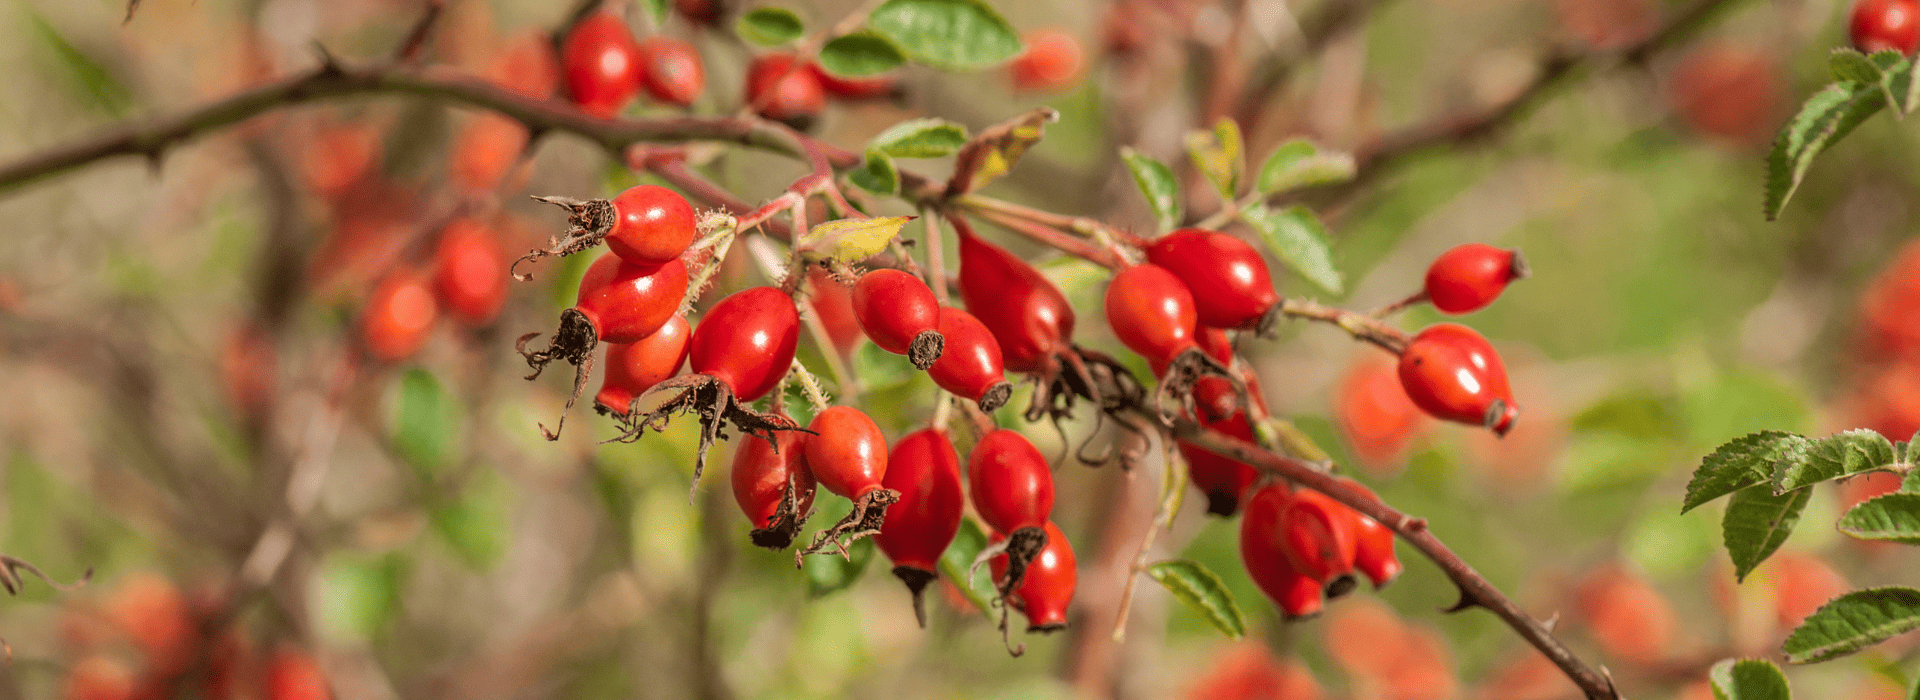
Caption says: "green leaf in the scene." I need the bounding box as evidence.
[1709,659,1791,700]
[1683,431,1812,513]
[642,0,669,26]
[1832,48,1884,84]
[937,518,994,613]
[947,107,1058,195]
[28,12,134,118]
[431,470,510,570]
[1909,667,1919,700]
[736,7,805,47]
[866,0,1023,71]
[1723,484,1812,582]
[393,369,456,475]
[318,554,403,639]
[1783,587,1920,664]
[819,31,907,77]
[1838,493,1920,544]
[800,215,914,263]
[847,148,900,196]
[1255,138,1356,194]
[1774,429,1897,493]
[1765,80,1887,220]
[804,536,876,597]
[1120,147,1181,232]
[1185,118,1245,202]
[1146,560,1245,640]
[1905,465,1920,493]
[869,118,968,158]
[1241,204,1344,295]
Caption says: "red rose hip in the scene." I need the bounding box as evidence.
[1145,228,1280,332]
[1423,243,1527,315]
[1852,0,1920,55]
[1397,323,1519,435]
[852,269,944,369]
[562,12,643,118]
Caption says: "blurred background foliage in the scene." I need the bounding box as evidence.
[0,0,1918,699]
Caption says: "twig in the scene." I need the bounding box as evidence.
[921,208,949,307]
[956,208,1120,270]
[0,62,829,195]
[393,0,447,63]
[1234,0,1398,125]
[1166,414,1618,700]
[1110,435,1186,641]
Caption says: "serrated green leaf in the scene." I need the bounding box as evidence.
[393,369,456,475]
[736,7,805,47]
[1774,429,1897,493]
[1120,147,1181,232]
[1723,484,1812,582]
[1838,493,1920,543]
[1241,204,1344,295]
[937,518,994,613]
[1833,48,1883,84]
[1709,659,1791,700]
[1765,81,1887,220]
[27,12,134,118]
[804,535,875,597]
[819,31,906,77]
[1683,431,1812,513]
[1783,587,1920,664]
[1905,466,1920,493]
[1146,560,1246,640]
[869,118,968,158]
[1186,118,1245,201]
[1255,138,1356,194]
[947,107,1057,195]
[847,149,899,196]
[867,0,1023,71]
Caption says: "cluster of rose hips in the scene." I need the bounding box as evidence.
[358,217,512,363]
[58,573,329,700]
[502,157,1542,638]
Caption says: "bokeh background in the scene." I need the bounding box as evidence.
[0,0,1918,699]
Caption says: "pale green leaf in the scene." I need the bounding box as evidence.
[866,0,1023,71]
[1709,659,1791,700]
[1783,587,1920,663]
[1241,204,1344,295]
[819,31,906,77]
[736,7,805,47]
[1683,431,1812,513]
[1120,147,1181,232]
[1255,138,1356,194]
[1838,493,1920,543]
[1146,560,1246,640]
[870,118,968,158]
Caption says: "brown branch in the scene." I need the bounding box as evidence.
[1166,415,1619,700]
[1324,0,1742,198]
[393,0,448,63]
[1234,0,1398,125]
[0,61,817,195]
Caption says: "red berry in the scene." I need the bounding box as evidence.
[1180,412,1259,517]
[1666,43,1780,146]
[1423,243,1526,315]
[1188,327,1243,421]
[1334,356,1424,473]
[574,253,689,343]
[852,269,943,365]
[876,428,964,624]
[927,307,1014,411]
[807,268,865,357]
[64,657,136,700]
[265,647,332,700]
[607,184,697,268]
[1145,228,1279,331]
[448,114,531,194]
[106,572,194,674]
[1397,323,1519,435]
[638,36,706,107]
[989,520,1077,632]
[688,286,800,402]
[810,64,900,100]
[876,429,964,572]
[745,54,826,128]
[489,30,562,99]
[1332,477,1401,588]
[731,430,816,541]
[361,268,438,362]
[433,217,510,326]
[1852,0,1920,55]
[1009,29,1084,93]
[594,315,692,415]
[1104,263,1200,368]
[562,13,643,118]
[1278,487,1359,594]
[1239,483,1324,619]
[804,406,890,499]
[967,429,1056,533]
[957,230,1076,373]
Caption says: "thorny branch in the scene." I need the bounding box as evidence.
[1166,414,1619,700]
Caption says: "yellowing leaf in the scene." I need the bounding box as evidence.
[947,108,1058,195]
[800,216,916,263]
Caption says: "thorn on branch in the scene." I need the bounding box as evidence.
[1441,587,1481,614]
